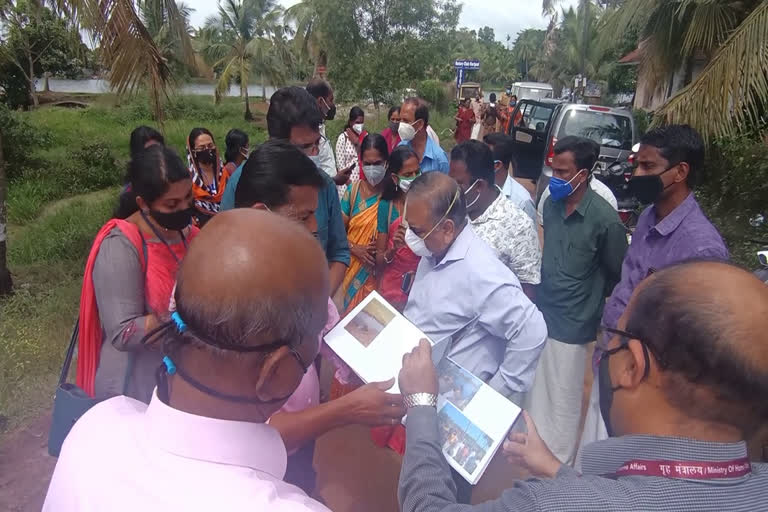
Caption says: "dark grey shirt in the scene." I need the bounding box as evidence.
[399,406,768,512]
[92,228,160,404]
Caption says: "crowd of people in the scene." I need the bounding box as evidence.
[42,77,768,511]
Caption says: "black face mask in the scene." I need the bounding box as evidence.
[325,104,337,121]
[195,149,216,165]
[628,164,677,204]
[598,351,621,437]
[149,207,194,231]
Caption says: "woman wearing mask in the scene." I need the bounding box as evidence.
[339,133,389,313]
[380,106,401,152]
[222,129,249,177]
[186,127,230,226]
[335,106,368,197]
[375,145,421,312]
[76,145,198,404]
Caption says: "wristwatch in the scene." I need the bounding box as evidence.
[404,393,438,409]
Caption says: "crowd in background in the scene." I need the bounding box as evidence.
[41,78,768,512]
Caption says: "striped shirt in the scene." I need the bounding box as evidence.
[399,406,768,512]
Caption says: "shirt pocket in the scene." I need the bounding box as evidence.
[562,243,597,280]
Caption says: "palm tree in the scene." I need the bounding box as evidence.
[139,0,197,77]
[284,0,326,77]
[607,0,767,140]
[513,29,544,80]
[199,0,290,120]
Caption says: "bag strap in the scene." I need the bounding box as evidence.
[60,227,151,389]
[57,321,80,387]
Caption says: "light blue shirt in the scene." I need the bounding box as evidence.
[404,225,547,398]
[398,136,449,174]
[502,177,536,223]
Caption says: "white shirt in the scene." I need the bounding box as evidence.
[43,392,330,512]
[538,177,617,226]
[316,123,337,178]
[404,225,547,398]
[501,176,537,222]
[470,190,541,285]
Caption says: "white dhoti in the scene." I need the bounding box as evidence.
[526,338,590,466]
[575,370,608,470]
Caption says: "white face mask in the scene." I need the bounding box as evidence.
[363,164,387,186]
[352,123,364,135]
[405,227,432,258]
[398,121,419,142]
[398,175,417,193]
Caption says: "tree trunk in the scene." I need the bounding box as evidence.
[0,129,13,296]
[43,72,50,92]
[28,58,38,108]
[244,85,253,121]
[261,73,266,101]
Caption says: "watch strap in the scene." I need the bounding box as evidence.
[404,393,438,409]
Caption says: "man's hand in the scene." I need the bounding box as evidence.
[333,163,355,185]
[503,410,562,479]
[399,339,438,395]
[343,378,406,426]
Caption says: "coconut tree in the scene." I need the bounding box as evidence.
[284,0,327,77]
[139,0,197,77]
[199,0,288,119]
[608,0,767,140]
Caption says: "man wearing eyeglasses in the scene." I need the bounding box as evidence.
[221,86,350,296]
[398,261,768,512]
[579,125,730,456]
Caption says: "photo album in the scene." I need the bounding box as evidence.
[323,291,521,484]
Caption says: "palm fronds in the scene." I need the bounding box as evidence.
[654,1,768,140]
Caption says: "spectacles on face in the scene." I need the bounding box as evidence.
[294,135,327,155]
[194,143,216,152]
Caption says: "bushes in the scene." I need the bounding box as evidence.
[416,80,452,113]
[8,141,122,224]
[0,105,51,180]
[698,135,768,267]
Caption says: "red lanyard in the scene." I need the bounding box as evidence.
[613,458,752,480]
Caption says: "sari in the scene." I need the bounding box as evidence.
[340,181,380,313]
[454,106,474,143]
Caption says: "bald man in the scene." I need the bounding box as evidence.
[402,171,546,401]
[398,261,768,512]
[44,210,333,511]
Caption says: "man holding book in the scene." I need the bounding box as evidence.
[397,261,768,512]
[401,171,547,402]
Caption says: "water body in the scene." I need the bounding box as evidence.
[35,78,278,98]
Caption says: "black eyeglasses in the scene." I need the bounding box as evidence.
[597,325,651,379]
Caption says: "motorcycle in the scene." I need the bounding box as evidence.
[594,158,641,233]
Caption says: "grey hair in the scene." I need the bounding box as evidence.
[171,272,324,357]
[408,172,467,228]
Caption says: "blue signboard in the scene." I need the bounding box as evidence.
[454,59,480,70]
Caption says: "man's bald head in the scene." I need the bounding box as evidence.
[175,209,329,352]
[623,261,768,434]
[407,172,466,229]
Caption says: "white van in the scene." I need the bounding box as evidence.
[510,82,554,102]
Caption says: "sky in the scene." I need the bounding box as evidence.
[184,0,581,44]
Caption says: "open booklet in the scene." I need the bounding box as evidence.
[323,291,521,484]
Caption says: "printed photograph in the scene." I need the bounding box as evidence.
[344,298,396,348]
[437,358,483,411]
[438,402,493,476]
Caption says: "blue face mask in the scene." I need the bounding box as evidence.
[548,170,585,202]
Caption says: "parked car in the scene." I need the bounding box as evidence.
[506,100,638,205]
